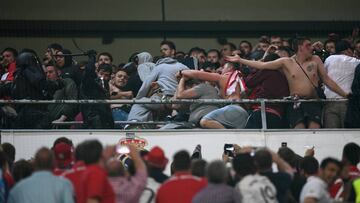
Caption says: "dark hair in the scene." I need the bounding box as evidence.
[325,39,336,47]
[342,142,360,165]
[47,43,63,51]
[335,40,352,54]
[97,52,113,63]
[233,153,256,177]
[263,53,280,62]
[128,52,139,63]
[81,140,103,165]
[160,40,176,51]
[98,63,113,74]
[188,47,206,56]
[1,47,18,57]
[277,46,293,56]
[278,147,300,169]
[320,157,341,170]
[191,159,207,177]
[207,49,221,58]
[356,39,360,45]
[75,142,85,161]
[53,137,73,148]
[34,147,54,170]
[1,143,15,163]
[292,36,311,52]
[254,149,273,171]
[223,42,236,51]
[59,49,73,68]
[239,40,253,50]
[113,67,129,75]
[300,156,319,175]
[12,159,34,183]
[259,38,270,44]
[206,160,227,184]
[173,150,191,171]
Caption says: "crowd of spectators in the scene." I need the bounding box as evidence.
[1,32,360,129]
[0,138,360,203]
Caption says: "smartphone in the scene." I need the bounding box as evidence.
[116,145,130,154]
[224,144,234,157]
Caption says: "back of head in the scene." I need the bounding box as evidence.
[233,153,256,177]
[34,147,54,171]
[191,159,207,177]
[1,143,15,163]
[173,150,191,172]
[106,158,126,177]
[278,147,301,169]
[335,40,352,54]
[206,160,227,184]
[300,156,319,176]
[61,49,73,67]
[254,149,273,172]
[342,142,360,166]
[12,159,34,183]
[81,140,103,165]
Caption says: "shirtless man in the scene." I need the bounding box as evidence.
[180,62,248,129]
[225,36,348,129]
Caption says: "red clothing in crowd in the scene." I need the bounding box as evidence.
[61,161,87,203]
[82,164,115,203]
[330,165,360,199]
[156,172,207,203]
[4,62,16,81]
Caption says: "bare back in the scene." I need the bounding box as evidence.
[281,56,321,98]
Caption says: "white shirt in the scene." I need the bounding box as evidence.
[300,176,332,203]
[324,55,360,98]
[236,174,278,203]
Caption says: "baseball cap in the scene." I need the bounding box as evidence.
[53,142,73,168]
[144,146,168,169]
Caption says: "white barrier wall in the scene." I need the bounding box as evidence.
[1,129,360,174]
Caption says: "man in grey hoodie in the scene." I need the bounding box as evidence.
[127,57,189,123]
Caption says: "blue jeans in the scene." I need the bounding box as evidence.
[112,108,128,128]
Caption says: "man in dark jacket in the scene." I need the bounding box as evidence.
[80,51,114,129]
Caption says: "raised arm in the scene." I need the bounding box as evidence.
[180,70,221,83]
[225,55,286,70]
[176,77,199,99]
[315,56,348,97]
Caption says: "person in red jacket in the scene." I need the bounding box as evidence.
[156,150,207,203]
[1,47,17,82]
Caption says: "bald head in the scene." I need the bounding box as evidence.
[34,147,54,171]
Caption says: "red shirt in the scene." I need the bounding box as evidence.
[156,172,207,203]
[1,62,16,81]
[61,161,87,203]
[330,165,360,199]
[82,164,115,203]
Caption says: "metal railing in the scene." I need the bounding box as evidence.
[0,98,348,130]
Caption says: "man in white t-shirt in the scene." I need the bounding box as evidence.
[300,157,341,203]
[324,40,360,128]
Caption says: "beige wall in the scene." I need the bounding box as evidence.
[1,0,359,21]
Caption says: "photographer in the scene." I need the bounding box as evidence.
[80,51,114,129]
